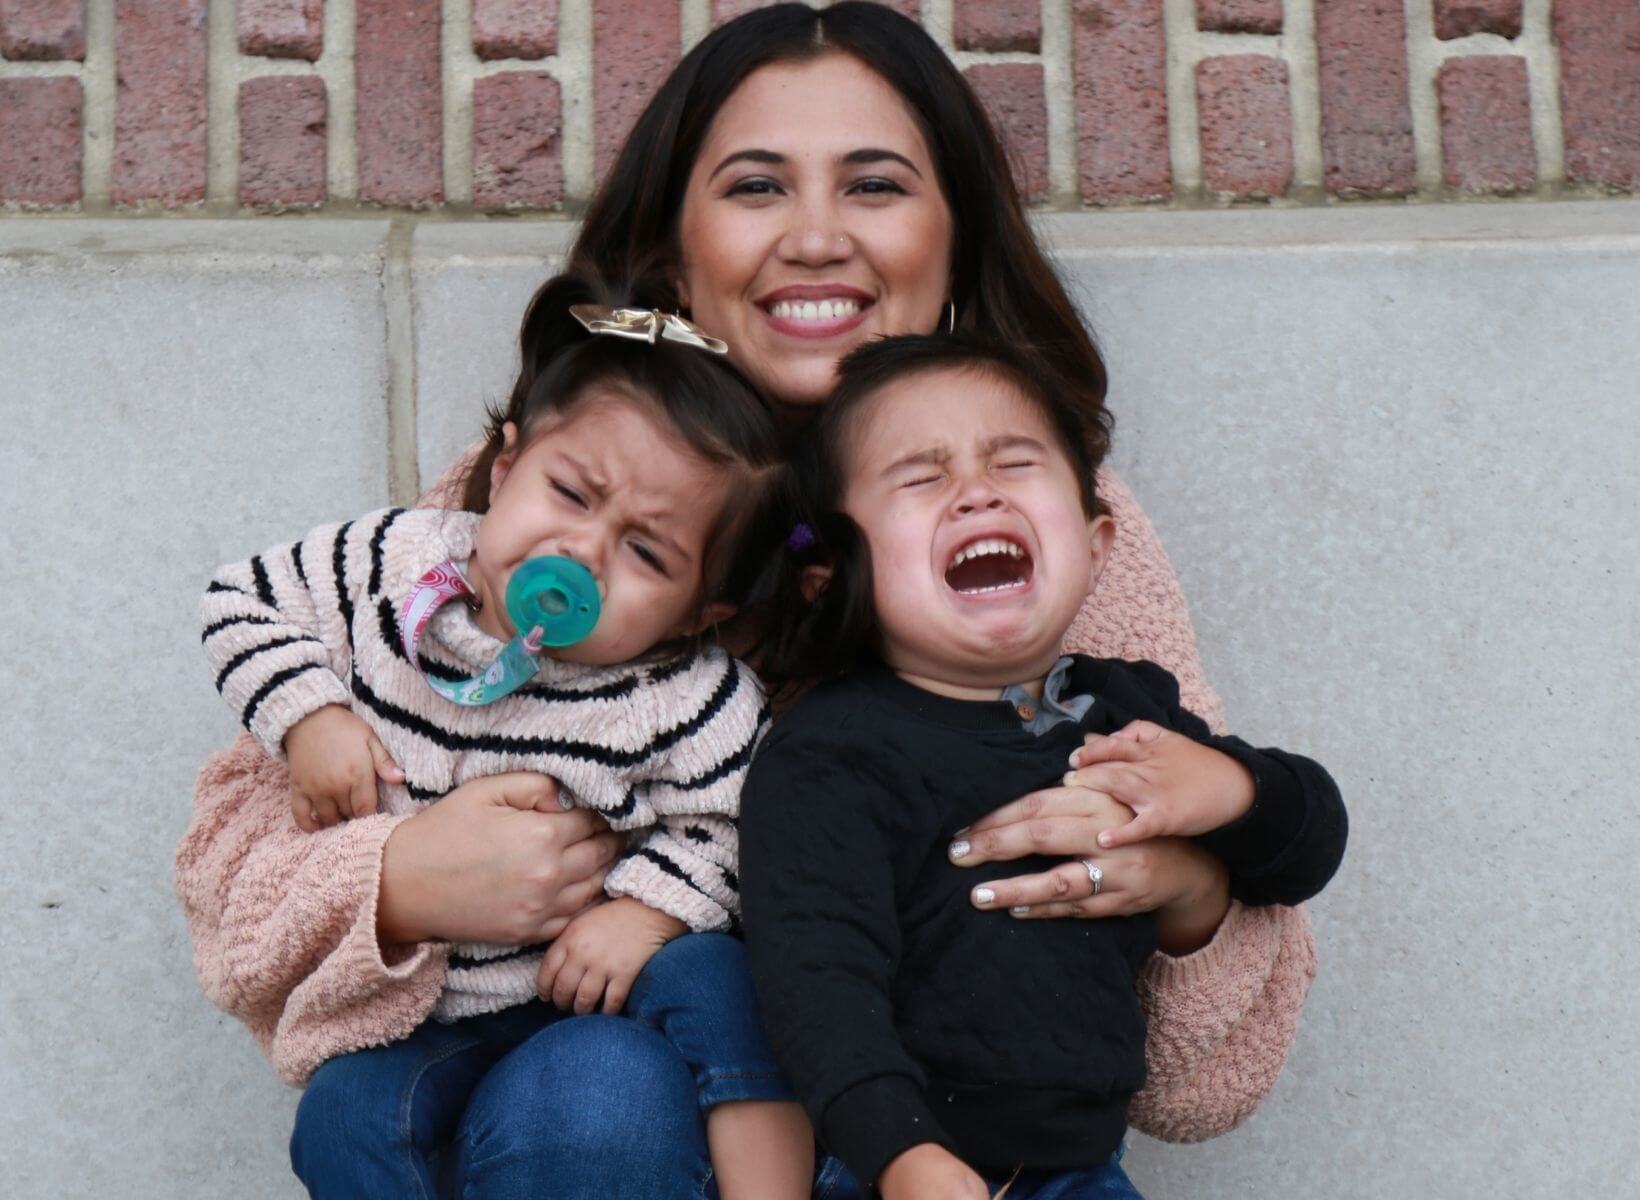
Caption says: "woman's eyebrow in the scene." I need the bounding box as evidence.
[840,148,922,177]
[708,149,784,181]
[707,147,924,181]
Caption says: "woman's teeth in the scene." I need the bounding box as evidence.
[767,298,862,321]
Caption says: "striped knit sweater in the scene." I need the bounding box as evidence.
[200,506,766,1022]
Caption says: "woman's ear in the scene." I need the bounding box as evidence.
[1085,514,1116,594]
[800,564,833,604]
[488,421,521,505]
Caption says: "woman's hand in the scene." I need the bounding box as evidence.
[951,785,1230,954]
[376,772,623,947]
[877,1143,990,1200]
[1063,720,1254,848]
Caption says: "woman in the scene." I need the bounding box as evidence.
[175,5,1337,1195]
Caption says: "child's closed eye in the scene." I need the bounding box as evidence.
[551,480,588,508]
[629,541,669,576]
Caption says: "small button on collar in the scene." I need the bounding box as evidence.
[1016,702,1036,721]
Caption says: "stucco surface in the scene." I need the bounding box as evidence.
[1,203,1634,1196]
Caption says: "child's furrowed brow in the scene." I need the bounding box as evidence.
[881,446,950,477]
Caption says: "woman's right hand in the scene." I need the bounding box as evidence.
[376,773,623,947]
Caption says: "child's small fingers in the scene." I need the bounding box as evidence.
[1097,811,1159,849]
[573,968,607,1015]
[292,801,318,834]
[1070,734,1145,769]
[551,962,585,1011]
[350,773,379,819]
[368,735,404,784]
[311,794,344,828]
[602,977,631,1015]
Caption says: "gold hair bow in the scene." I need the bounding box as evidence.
[569,305,729,356]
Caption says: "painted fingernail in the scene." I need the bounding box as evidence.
[954,825,971,836]
[973,886,995,905]
[1098,832,1113,848]
[948,839,971,861]
[1010,905,1031,916]
[1067,750,1081,767]
[1063,771,1076,785]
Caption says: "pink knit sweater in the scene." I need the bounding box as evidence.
[173,466,1317,1141]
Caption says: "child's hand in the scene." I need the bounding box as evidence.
[283,705,404,832]
[1064,719,1255,847]
[877,1143,990,1200]
[536,897,686,1015]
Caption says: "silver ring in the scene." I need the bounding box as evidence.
[1080,858,1102,896]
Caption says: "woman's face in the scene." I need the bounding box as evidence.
[675,53,955,411]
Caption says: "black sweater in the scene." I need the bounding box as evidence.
[740,657,1346,1186]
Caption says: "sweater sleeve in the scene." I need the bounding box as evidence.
[602,653,769,931]
[741,726,956,1186]
[1129,901,1317,1141]
[1067,467,1226,733]
[1116,659,1348,907]
[200,513,389,758]
[172,733,449,1085]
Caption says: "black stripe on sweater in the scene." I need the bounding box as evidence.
[646,658,742,757]
[332,520,356,632]
[377,598,468,682]
[250,556,275,608]
[201,613,276,642]
[368,508,405,597]
[243,664,326,729]
[206,580,244,595]
[292,538,308,588]
[215,633,324,693]
[632,846,726,907]
[350,670,652,766]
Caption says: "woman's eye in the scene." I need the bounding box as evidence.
[849,177,907,197]
[552,481,587,508]
[725,177,782,199]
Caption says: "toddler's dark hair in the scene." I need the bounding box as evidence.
[756,335,1110,699]
[460,269,784,634]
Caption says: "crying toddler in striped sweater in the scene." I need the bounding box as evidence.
[200,273,813,1200]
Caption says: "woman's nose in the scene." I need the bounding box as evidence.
[780,204,852,266]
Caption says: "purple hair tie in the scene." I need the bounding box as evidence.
[786,522,817,553]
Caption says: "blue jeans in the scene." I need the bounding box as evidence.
[812,1147,1143,1200]
[290,932,793,1199]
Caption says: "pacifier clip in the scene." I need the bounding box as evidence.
[398,557,600,707]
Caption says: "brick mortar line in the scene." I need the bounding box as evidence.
[680,0,710,55]
[384,216,420,506]
[0,59,80,75]
[1402,0,1445,194]
[557,0,594,208]
[920,0,954,50]
[1040,0,1078,207]
[1520,0,1566,188]
[207,0,241,206]
[442,0,478,206]
[82,1,115,207]
[1283,0,1325,195]
[1163,0,1205,196]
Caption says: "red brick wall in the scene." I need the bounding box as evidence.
[1,0,1634,211]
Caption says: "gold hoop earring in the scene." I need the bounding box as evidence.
[942,298,956,334]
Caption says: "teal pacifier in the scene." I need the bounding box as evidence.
[505,556,601,648]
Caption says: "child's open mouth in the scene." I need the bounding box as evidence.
[943,536,1033,596]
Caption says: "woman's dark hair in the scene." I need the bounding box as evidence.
[460,270,784,623]
[552,2,1109,418]
[756,335,1108,698]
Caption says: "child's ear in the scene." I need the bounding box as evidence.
[488,422,521,505]
[800,564,833,604]
[1085,514,1116,593]
[681,601,736,636]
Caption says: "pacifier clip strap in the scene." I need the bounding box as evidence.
[398,561,544,707]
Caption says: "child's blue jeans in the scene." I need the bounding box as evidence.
[289,931,793,1199]
[813,1147,1144,1200]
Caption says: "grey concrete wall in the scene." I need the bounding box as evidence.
[1,201,1635,1197]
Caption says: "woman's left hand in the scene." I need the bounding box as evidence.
[1062,720,1255,848]
[950,785,1230,952]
